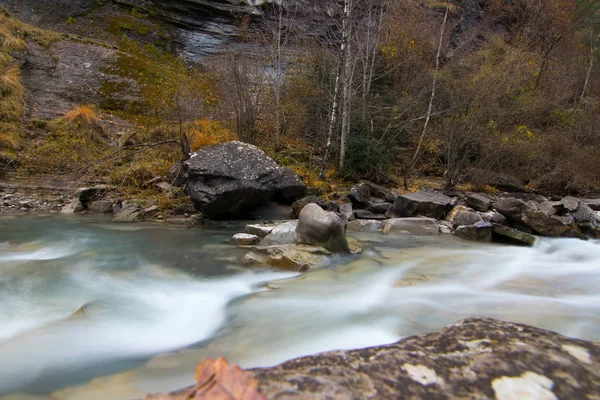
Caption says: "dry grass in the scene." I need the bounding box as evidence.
[188,119,234,151]
[0,26,26,53]
[63,105,101,129]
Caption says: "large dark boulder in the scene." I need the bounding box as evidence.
[295,203,349,253]
[387,191,452,220]
[248,318,600,400]
[185,141,306,217]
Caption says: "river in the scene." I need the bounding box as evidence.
[0,215,599,399]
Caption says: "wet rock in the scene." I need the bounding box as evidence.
[262,245,329,272]
[295,204,349,253]
[539,201,560,216]
[451,210,483,229]
[354,209,388,220]
[466,193,491,211]
[291,195,318,218]
[366,182,398,203]
[230,233,260,246]
[387,191,452,220]
[348,183,371,207]
[455,221,493,242]
[382,218,440,235]
[348,182,397,208]
[493,198,537,222]
[561,196,598,233]
[346,237,363,254]
[522,212,587,239]
[338,203,354,221]
[86,200,114,214]
[114,204,143,222]
[480,210,508,226]
[172,204,198,215]
[492,225,537,246]
[61,198,84,214]
[367,200,392,214]
[250,318,600,400]
[439,220,453,234]
[185,141,306,217]
[245,224,274,237]
[242,251,266,265]
[264,221,297,244]
[347,219,384,232]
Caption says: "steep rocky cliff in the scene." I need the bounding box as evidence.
[0,0,330,118]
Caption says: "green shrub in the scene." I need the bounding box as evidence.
[343,135,390,181]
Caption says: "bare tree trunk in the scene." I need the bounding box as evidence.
[320,66,342,178]
[339,0,353,171]
[403,4,449,190]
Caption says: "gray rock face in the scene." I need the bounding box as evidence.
[382,218,440,235]
[466,193,491,211]
[295,203,349,253]
[16,39,128,119]
[250,318,600,400]
[185,141,306,217]
[387,191,452,220]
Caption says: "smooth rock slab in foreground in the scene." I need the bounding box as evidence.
[250,318,599,399]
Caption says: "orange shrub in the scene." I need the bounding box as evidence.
[188,119,234,151]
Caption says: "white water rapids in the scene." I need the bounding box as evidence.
[0,216,599,399]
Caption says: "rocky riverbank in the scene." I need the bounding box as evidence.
[146,317,600,400]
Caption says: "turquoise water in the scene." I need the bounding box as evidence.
[0,216,599,399]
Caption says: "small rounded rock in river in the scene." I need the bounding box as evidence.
[230,233,260,246]
[295,203,349,253]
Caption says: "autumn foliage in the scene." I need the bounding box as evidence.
[146,358,266,400]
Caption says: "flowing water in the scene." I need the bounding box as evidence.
[0,215,599,399]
